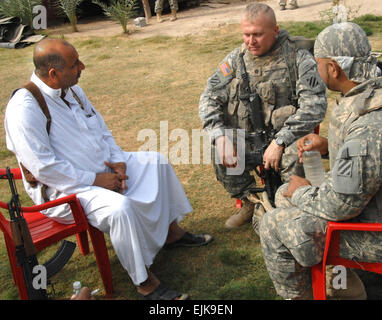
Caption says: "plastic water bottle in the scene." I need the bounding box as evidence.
[302,141,325,187]
[72,281,82,297]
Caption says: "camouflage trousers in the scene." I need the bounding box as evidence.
[278,0,297,7]
[260,184,382,299]
[155,0,178,13]
[213,141,304,199]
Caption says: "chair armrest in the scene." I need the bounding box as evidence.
[0,168,22,180]
[0,168,88,226]
[20,194,78,212]
[328,221,382,232]
[21,194,88,226]
[0,194,88,226]
[0,201,8,210]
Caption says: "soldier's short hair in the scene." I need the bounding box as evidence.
[242,2,277,26]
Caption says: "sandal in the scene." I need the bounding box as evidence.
[139,283,189,300]
[163,232,214,250]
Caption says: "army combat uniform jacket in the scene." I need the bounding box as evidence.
[199,30,327,198]
[199,30,327,146]
[260,77,382,299]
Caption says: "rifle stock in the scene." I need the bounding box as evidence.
[10,218,38,257]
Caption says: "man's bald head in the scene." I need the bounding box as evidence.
[33,38,75,78]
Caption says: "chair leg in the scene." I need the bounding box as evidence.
[88,225,114,297]
[311,263,327,300]
[236,199,243,208]
[3,235,18,285]
[3,234,29,299]
[76,231,90,255]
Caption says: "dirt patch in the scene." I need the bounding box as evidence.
[49,0,382,40]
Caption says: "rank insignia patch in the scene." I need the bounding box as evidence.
[219,62,232,77]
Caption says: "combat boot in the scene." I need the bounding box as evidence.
[170,10,177,21]
[288,1,298,10]
[156,12,163,23]
[225,201,254,229]
[286,289,313,300]
[326,266,367,300]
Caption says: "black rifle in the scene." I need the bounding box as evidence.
[238,53,282,206]
[1,167,76,299]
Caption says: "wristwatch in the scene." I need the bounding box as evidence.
[275,137,285,147]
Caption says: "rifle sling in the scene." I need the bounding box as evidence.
[238,52,266,133]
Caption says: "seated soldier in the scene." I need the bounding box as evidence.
[260,22,382,300]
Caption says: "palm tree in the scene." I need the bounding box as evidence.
[55,0,85,32]
[92,0,138,34]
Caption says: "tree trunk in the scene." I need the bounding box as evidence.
[70,14,78,32]
[141,0,151,24]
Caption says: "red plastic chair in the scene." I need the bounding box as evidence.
[0,167,114,300]
[311,221,382,300]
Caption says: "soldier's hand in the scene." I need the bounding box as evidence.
[283,175,311,198]
[263,140,283,171]
[216,135,238,168]
[296,133,328,163]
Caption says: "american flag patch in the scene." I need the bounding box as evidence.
[219,62,232,77]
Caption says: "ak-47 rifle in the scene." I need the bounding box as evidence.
[0,167,76,299]
[238,53,283,206]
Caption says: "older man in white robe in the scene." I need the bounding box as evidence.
[4,38,213,300]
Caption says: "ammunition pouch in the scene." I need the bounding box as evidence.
[271,104,296,132]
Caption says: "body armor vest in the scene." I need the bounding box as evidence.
[225,30,304,133]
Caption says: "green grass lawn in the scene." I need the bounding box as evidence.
[0,14,381,300]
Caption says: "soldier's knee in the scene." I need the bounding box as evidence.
[259,208,279,239]
[274,183,293,208]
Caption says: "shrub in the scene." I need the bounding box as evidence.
[92,0,139,34]
[54,0,86,32]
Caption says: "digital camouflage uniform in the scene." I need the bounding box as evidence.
[260,78,382,299]
[260,23,382,299]
[199,30,327,199]
[154,0,178,13]
[314,22,381,83]
[278,0,297,9]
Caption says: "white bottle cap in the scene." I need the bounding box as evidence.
[73,281,82,290]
